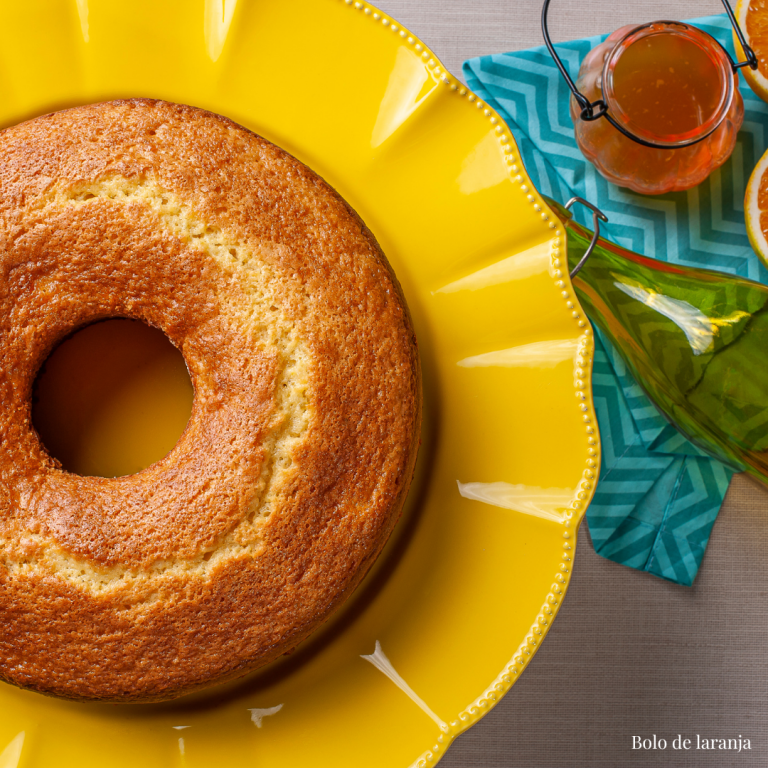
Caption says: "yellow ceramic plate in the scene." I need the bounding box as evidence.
[0,1,599,767]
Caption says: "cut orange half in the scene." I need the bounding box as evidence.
[745,147,768,266]
[735,0,768,102]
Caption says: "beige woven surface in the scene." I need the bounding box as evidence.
[376,1,768,765]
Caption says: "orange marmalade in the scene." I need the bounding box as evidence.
[572,22,743,194]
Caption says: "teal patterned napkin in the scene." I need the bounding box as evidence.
[464,14,768,586]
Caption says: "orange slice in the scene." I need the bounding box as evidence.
[735,0,768,101]
[744,147,768,266]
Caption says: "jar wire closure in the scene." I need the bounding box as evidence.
[541,0,758,148]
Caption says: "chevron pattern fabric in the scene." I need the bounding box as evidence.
[463,15,767,586]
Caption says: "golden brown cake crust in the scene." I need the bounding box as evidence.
[0,99,421,701]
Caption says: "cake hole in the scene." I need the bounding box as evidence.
[32,318,194,478]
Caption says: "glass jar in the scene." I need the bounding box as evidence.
[572,22,744,195]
